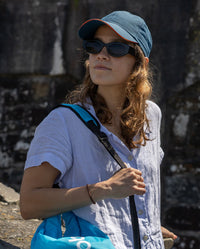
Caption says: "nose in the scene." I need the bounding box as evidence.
[97,46,109,60]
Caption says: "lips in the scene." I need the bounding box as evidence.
[93,64,111,70]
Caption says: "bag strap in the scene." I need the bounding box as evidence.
[55,103,141,249]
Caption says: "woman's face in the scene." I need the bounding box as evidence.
[88,25,136,89]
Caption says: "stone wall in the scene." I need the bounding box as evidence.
[161,2,200,248]
[0,0,199,248]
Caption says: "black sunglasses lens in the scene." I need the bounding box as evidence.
[107,43,129,57]
[83,40,103,54]
[83,40,131,57]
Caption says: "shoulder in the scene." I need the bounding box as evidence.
[34,107,76,136]
[146,100,162,121]
[40,106,79,126]
[37,104,94,136]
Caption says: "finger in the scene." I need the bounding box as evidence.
[166,231,177,240]
[131,174,144,184]
[137,181,145,188]
[133,178,145,187]
[127,169,143,181]
[126,167,142,175]
[131,180,146,194]
[136,175,144,182]
[133,186,146,195]
[132,168,143,176]
[161,227,178,240]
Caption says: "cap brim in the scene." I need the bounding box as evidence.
[78,18,138,44]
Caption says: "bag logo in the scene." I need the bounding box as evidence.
[69,237,91,249]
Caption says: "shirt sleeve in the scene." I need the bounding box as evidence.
[146,100,165,165]
[155,102,165,165]
[24,109,73,180]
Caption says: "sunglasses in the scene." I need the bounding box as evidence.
[83,39,136,57]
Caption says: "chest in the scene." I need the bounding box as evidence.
[103,123,130,149]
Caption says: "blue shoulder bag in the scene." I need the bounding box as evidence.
[31,104,141,249]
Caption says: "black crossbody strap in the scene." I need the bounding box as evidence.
[129,196,141,249]
[55,103,141,249]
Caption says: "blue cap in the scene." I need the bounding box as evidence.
[78,11,152,58]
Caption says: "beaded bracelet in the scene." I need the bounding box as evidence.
[86,184,96,204]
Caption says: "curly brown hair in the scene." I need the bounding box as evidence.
[66,43,152,149]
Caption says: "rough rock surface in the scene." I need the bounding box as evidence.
[0,183,19,203]
[0,183,41,249]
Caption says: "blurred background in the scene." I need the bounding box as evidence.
[0,0,199,248]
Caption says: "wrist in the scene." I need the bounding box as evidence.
[89,181,112,202]
[86,184,96,204]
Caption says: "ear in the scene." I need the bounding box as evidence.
[145,57,149,64]
[85,59,90,67]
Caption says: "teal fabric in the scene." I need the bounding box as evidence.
[60,103,99,126]
[31,211,115,249]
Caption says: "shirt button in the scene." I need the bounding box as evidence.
[127,154,133,161]
[143,235,149,242]
[138,209,143,215]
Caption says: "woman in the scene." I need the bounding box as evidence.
[20,10,176,249]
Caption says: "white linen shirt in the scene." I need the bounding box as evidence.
[25,100,165,249]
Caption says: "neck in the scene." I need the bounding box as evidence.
[97,85,125,114]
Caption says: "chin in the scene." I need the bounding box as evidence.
[91,77,112,86]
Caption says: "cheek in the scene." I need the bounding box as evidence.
[88,56,95,77]
[115,55,135,70]
[88,56,97,76]
[88,54,95,66]
[113,60,134,79]
[126,57,136,73]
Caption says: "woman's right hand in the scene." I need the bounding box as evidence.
[104,168,146,199]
